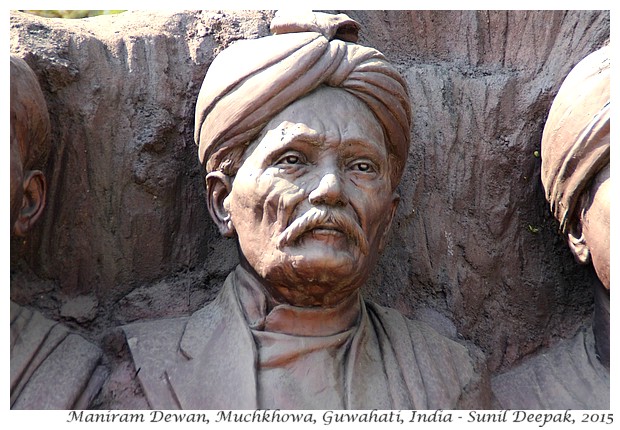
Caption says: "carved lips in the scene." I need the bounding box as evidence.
[276,206,369,255]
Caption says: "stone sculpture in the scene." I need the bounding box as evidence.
[122,11,489,409]
[10,55,105,409]
[492,45,610,409]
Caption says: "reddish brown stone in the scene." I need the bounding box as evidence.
[10,10,609,387]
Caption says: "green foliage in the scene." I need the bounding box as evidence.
[22,10,125,19]
[527,224,540,234]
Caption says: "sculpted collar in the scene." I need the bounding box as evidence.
[123,264,478,409]
[234,265,362,337]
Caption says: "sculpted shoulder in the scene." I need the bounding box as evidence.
[11,302,104,409]
[492,327,609,410]
[121,316,189,409]
[365,301,491,409]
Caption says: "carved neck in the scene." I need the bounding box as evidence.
[237,249,360,308]
[234,263,361,336]
[593,277,610,369]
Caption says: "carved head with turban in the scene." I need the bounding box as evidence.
[195,11,411,189]
[194,12,412,306]
[541,45,610,289]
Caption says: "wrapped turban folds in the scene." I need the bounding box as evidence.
[194,12,412,189]
[541,45,610,233]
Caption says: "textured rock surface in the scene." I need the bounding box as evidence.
[344,10,610,373]
[10,10,609,376]
[10,10,273,336]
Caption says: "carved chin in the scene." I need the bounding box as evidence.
[264,247,365,288]
[262,256,365,306]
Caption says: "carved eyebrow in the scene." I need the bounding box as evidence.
[261,126,323,166]
[340,137,387,159]
[245,124,322,162]
[280,128,323,147]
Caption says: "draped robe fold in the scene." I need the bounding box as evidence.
[123,266,487,409]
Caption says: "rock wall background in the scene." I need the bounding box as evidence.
[10,10,609,374]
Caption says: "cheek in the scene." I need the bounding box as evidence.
[230,171,305,229]
[587,209,610,266]
[369,202,395,238]
[589,228,610,289]
[10,146,22,192]
[350,186,394,239]
[582,180,610,287]
[10,167,22,204]
[10,157,24,223]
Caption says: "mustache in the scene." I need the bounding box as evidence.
[276,207,369,255]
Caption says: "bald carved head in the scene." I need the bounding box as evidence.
[10,55,51,238]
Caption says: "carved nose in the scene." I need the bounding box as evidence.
[309,173,348,206]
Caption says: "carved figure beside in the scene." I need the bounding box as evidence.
[10,55,105,409]
[122,12,489,409]
[492,45,610,409]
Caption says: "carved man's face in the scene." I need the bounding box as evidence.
[219,87,399,306]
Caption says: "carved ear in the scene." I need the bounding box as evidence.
[14,170,46,237]
[566,222,590,265]
[206,171,235,237]
[378,193,400,252]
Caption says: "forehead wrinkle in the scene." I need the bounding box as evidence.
[317,111,386,157]
[279,122,324,148]
[338,136,387,158]
[246,122,325,163]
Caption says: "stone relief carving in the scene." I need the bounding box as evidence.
[121,12,489,410]
[492,45,610,410]
[10,55,105,409]
[9,10,611,411]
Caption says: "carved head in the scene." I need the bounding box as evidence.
[10,55,50,238]
[541,45,610,289]
[194,12,411,306]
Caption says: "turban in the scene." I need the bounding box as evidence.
[194,11,412,189]
[541,45,610,232]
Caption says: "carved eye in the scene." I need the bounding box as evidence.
[350,160,376,173]
[276,151,304,166]
[282,155,300,164]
